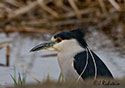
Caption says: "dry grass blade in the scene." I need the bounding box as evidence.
[20,64,41,84]
[52,18,92,26]
[5,0,25,8]
[9,1,38,18]
[0,27,50,33]
[63,8,97,18]
[98,0,108,16]
[96,16,113,28]
[54,0,63,7]
[38,0,59,18]
[0,0,124,47]
[108,0,121,11]
[0,41,11,49]
[68,0,82,19]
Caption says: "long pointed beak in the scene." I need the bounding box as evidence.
[30,41,56,52]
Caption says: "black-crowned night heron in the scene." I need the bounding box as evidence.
[30,28,113,81]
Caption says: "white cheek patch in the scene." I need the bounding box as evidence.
[51,37,54,41]
[53,39,83,52]
[53,42,62,51]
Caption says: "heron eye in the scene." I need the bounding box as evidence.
[57,37,62,42]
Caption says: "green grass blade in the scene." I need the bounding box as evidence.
[10,74,18,86]
[11,66,26,86]
[18,73,22,85]
[58,73,62,82]
[46,72,50,81]
[22,72,26,84]
[13,65,16,80]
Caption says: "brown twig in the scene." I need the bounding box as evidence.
[41,53,57,57]
[68,0,82,19]
[0,42,11,67]
[6,44,10,66]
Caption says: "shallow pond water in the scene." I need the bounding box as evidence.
[0,32,125,86]
[0,33,60,85]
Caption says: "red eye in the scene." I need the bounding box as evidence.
[57,37,62,42]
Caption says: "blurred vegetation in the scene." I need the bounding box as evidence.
[9,78,125,88]
[10,66,26,86]
[0,0,124,47]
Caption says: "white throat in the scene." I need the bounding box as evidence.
[54,39,85,81]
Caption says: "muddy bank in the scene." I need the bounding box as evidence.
[8,79,125,88]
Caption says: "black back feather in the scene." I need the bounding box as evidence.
[74,50,113,79]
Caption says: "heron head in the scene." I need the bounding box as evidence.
[30,27,87,52]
